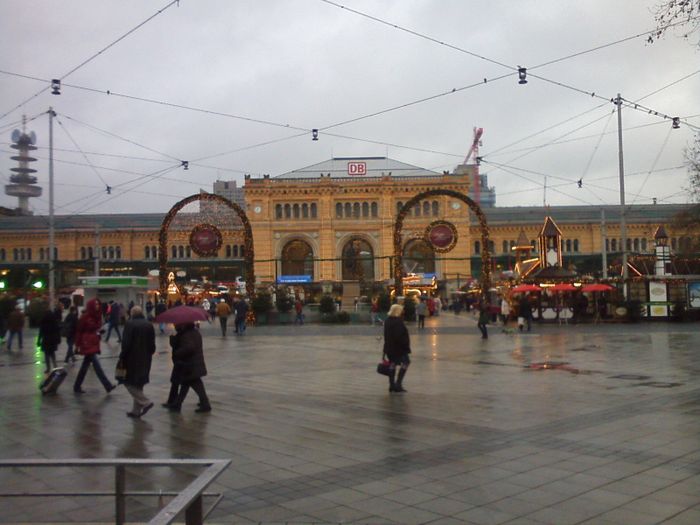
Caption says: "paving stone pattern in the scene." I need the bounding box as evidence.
[1,314,699,524]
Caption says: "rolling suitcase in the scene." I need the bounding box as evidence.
[40,367,68,395]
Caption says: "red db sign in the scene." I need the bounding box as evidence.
[347,162,366,176]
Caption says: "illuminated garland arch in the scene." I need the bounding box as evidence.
[159,193,256,300]
[393,189,491,297]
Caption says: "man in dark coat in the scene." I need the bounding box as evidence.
[38,305,62,372]
[234,298,249,335]
[119,306,156,418]
[104,301,122,343]
[168,322,211,413]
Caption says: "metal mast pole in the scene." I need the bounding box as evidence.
[94,226,100,276]
[601,208,608,279]
[48,108,56,307]
[616,94,628,296]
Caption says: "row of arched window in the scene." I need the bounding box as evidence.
[396,200,440,217]
[275,203,318,220]
[79,246,121,260]
[335,201,379,218]
[12,248,33,261]
[225,244,245,258]
[171,245,192,259]
[39,247,58,261]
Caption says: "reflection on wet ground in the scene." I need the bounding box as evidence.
[1,315,700,524]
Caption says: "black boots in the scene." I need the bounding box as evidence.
[389,367,407,393]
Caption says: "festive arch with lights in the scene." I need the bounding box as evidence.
[158,193,255,299]
[393,189,491,296]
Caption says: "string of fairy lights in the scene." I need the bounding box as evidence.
[0,2,697,217]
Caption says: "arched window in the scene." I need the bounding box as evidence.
[611,239,617,251]
[344,202,352,217]
[396,201,403,215]
[626,238,632,251]
[240,245,245,257]
[342,237,375,280]
[275,204,282,219]
[371,202,378,217]
[641,238,647,251]
[226,245,231,257]
[414,204,421,216]
[432,201,439,216]
[605,239,610,252]
[107,247,114,259]
[233,245,238,257]
[145,246,150,259]
[185,246,191,258]
[171,246,177,258]
[474,241,481,254]
[310,203,317,218]
[565,240,572,252]
[633,238,639,252]
[293,203,300,218]
[39,247,44,261]
[573,240,579,252]
[423,201,430,216]
[336,203,343,218]
[0,248,4,261]
[403,239,435,273]
[362,202,369,217]
[510,240,516,251]
[284,204,291,219]
[353,202,361,218]
[488,241,495,253]
[88,247,93,259]
[81,247,87,260]
[302,203,309,218]
[281,239,314,279]
[177,246,184,258]
[502,240,509,254]
[115,247,121,259]
[102,247,108,260]
[13,248,18,261]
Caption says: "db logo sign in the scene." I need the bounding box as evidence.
[347,162,367,176]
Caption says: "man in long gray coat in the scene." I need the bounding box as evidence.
[119,306,156,418]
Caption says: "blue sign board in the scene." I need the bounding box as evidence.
[277,275,312,284]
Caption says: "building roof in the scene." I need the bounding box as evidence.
[275,156,441,179]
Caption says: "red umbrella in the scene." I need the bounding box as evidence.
[547,283,577,292]
[512,284,542,293]
[154,305,210,324]
[581,283,614,293]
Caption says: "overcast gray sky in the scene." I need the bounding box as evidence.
[1,0,698,216]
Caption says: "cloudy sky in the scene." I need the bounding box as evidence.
[1,0,698,216]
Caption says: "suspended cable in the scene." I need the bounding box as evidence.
[0,1,179,123]
[629,125,673,206]
[56,117,112,191]
[59,114,181,162]
[579,111,614,184]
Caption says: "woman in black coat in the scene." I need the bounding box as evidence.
[383,303,411,393]
[167,323,211,413]
[38,306,62,373]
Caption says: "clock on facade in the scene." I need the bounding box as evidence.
[254,206,262,214]
[451,202,461,210]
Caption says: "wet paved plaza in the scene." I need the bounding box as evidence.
[1,313,700,524]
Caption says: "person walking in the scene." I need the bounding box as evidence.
[119,306,156,418]
[216,299,231,337]
[383,304,411,393]
[6,306,25,351]
[155,300,166,334]
[62,305,78,363]
[104,301,122,343]
[500,295,510,326]
[294,299,304,325]
[477,301,489,339]
[38,305,62,372]
[234,297,248,335]
[73,298,116,394]
[518,294,533,332]
[167,323,211,413]
[416,297,427,329]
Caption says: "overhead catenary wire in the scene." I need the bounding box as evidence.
[0,1,179,124]
[628,125,673,207]
[55,116,111,189]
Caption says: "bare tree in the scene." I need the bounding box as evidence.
[649,0,700,44]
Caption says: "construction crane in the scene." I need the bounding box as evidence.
[464,127,483,204]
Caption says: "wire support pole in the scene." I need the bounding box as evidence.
[615,94,628,294]
[48,107,56,307]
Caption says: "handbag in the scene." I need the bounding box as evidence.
[376,359,392,376]
[115,359,127,381]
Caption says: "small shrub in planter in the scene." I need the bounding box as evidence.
[319,295,336,315]
[251,292,273,316]
[275,289,294,313]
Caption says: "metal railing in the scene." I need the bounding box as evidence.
[0,458,230,525]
